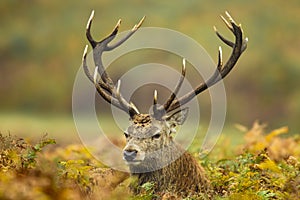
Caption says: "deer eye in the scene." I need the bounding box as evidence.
[124,132,129,138]
[152,133,161,139]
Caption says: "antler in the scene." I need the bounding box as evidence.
[82,10,145,118]
[153,12,248,119]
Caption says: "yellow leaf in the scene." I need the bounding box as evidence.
[257,159,281,173]
[265,126,288,142]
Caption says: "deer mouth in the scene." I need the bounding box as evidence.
[123,154,145,166]
[124,160,142,166]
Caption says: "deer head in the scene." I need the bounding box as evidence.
[82,11,247,172]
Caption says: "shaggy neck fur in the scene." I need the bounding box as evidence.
[130,141,212,197]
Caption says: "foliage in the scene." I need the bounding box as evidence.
[206,151,299,199]
[205,122,300,199]
[0,133,129,199]
[238,121,300,161]
[57,159,94,193]
[0,122,299,199]
[0,133,55,172]
[131,182,157,200]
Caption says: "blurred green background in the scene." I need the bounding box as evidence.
[1,0,300,140]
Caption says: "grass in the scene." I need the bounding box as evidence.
[0,112,78,143]
[0,112,242,142]
[0,112,127,144]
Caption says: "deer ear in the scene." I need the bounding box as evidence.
[165,107,189,126]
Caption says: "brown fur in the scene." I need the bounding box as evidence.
[134,148,211,197]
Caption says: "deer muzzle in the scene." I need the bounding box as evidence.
[123,144,145,165]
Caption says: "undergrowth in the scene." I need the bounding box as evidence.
[0,122,299,199]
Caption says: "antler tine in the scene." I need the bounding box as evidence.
[217,46,223,71]
[130,102,140,115]
[153,90,158,105]
[132,16,146,31]
[214,26,234,48]
[221,12,239,34]
[91,66,137,115]
[106,16,146,50]
[205,46,225,87]
[242,37,248,52]
[214,12,248,53]
[115,80,128,109]
[220,14,233,32]
[82,46,112,92]
[115,80,139,118]
[86,12,145,52]
[156,58,186,116]
[89,63,124,110]
[93,66,99,84]
[166,12,247,112]
[82,45,93,83]
[86,10,96,48]
[152,90,159,116]
[86,9,121,49]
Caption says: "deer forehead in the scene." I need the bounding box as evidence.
[132,114,152,124]
[126,114,166,138]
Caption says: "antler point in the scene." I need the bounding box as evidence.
[225,11,236,24]
[132,16,145,31]
[213,26,217,32]
[218,46,223,69]
[117,79,121,91]
[86,10,95,30]
[218,46,223,60]
[139,15,146,23]
[153,90,158,104]
[130,102,140,114]
[82,45,88,60]
[140,15,146,24]
[220,14,226,21]
[182,58,186,72]
[220,13,234,31]
[93,66,98,84]
[225,11,233,20]
[116,19,122,28]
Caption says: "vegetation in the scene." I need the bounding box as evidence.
[0,122,299,199]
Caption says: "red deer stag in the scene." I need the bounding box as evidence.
[81,10,247,198]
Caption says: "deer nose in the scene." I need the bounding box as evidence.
[123,149,138,162]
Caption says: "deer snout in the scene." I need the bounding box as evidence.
[123,149,137,162]
[123,144,145,164]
